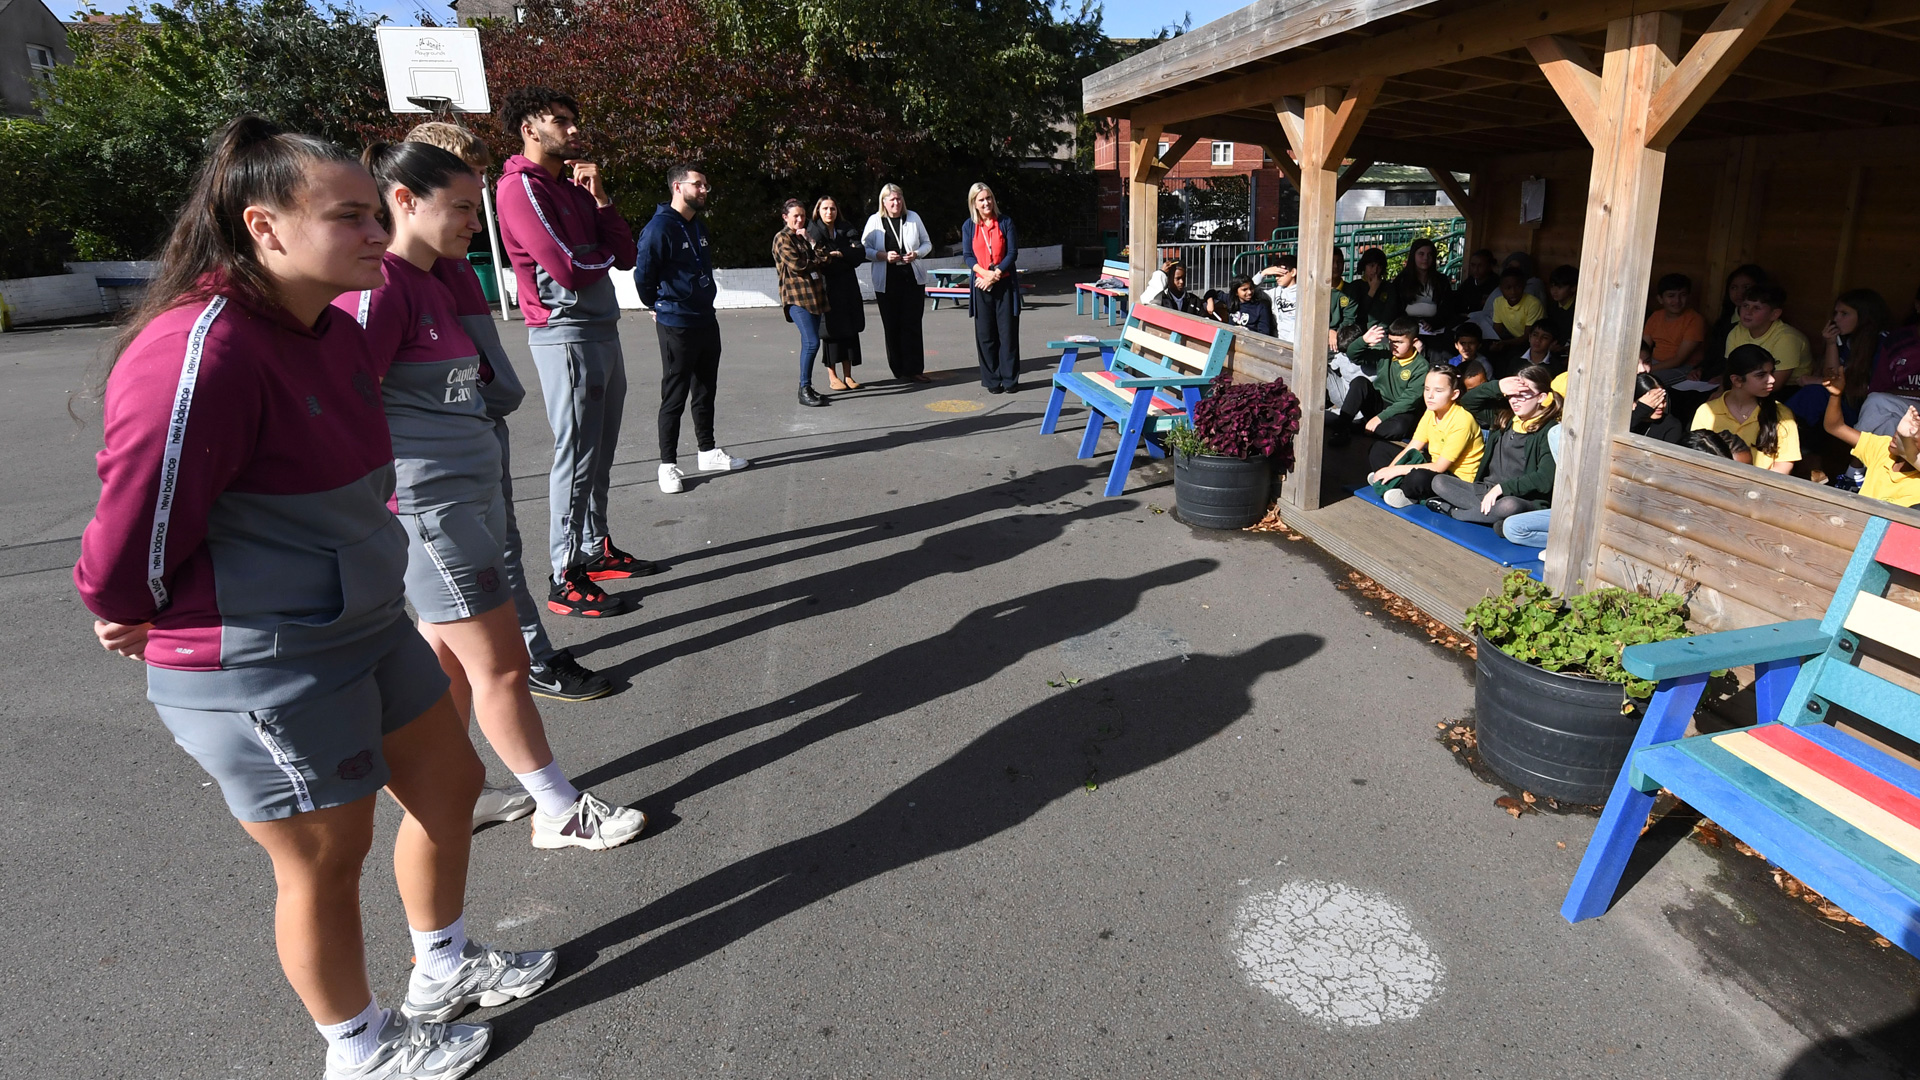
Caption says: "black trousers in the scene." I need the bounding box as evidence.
[876,278,927,379]
[656,320,722,464]
[973,282,1020,390]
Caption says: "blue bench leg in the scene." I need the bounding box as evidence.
[1143,434,1166,459]
[1039,349,1078,435]
[1754,656,1802,725]
[1103,394,1154,496]
[1561,671,1709,923]
[1077,411,1105,458]
[1076,290,1086,316]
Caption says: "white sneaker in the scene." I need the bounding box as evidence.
[324,1009,490,1080]
[530,791,647,850]
[402,940,559,1022]
[696,446,749,472]
[471,784,534,831]
[1382,488,1412,509]
[658,463,685,494]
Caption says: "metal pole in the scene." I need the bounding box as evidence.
[481,179,511,321]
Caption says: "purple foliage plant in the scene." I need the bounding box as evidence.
[1189,372,1303,471]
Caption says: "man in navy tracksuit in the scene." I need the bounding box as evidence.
[634,165,746,494]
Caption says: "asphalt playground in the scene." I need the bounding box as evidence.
[2,274,1916,1078]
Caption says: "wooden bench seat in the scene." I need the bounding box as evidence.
[1563,516,1920,955]
[1038,306,1235,497]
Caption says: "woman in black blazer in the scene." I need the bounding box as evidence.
[807,195,867,390]
[960,183,1019,393]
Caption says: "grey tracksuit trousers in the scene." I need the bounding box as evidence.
[531,336,627,586]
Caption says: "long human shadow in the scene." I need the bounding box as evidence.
[490,632,1322,1050]
[700,406,1035,483]
[581,476,1133,679]
[573,560,1218,798]
[617,460,1106,605]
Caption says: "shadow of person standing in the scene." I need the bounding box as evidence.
[489,631,1322,1047]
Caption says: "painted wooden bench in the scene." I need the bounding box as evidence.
[1039,305,1234,497]
[1562,515,1920,955]
[926,268,1035,312]
[1074,259,1130,325]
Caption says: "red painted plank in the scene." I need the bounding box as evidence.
[1130,304,1221,343]
[1877,521,1920,577]
[1750,725,1920,831]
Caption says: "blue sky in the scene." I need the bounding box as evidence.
[330,0,1244,39]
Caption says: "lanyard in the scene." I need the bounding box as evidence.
[677,216,706,272]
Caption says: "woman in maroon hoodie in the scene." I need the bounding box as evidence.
[73,118,547,1080]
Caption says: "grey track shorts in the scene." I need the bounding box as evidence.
[401,491,512,624]
[152,617,450,822]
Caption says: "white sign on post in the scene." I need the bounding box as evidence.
[375,27,491,114]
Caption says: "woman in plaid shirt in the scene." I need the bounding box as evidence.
[774,198,832,407]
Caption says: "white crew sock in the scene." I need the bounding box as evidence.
[317,997,388,1068]
[410,914,468,981]
[513,760,581,818]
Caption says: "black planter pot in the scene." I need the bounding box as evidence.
[1173,451,1274,529]
[1472,633,1636,804]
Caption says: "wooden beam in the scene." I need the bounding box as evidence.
[1156,133,1202,179]
[1128,127,1162,300]
[1123,0,1720,127]
[1426,167,1472,219]
[1278,83,1373,511]
[1646,0,1802,147]
[1335,156,1377,198]
[1527,35,1606,144]
[1263,144,1301,187]
[1543,11,1683,595]
[1832,166,1865,297]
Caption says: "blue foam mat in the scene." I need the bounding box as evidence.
[1351,485,1545,580]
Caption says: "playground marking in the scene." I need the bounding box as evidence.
[926,399,986,413]
[1232,881,1443,1027]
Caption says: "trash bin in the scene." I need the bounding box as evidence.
[1102,231,1122,259]
[467,251,500,304]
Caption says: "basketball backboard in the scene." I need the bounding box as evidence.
[375,27,491,114]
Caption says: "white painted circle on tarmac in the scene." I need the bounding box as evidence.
[1232,881,1443,1027]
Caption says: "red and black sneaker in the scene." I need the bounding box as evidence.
[547,569,632,618]
[582,538,663,581]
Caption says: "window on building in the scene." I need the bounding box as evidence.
[26,44,56,80]
[1385,188,1439,207]
[1158,141,1169,159]
[1211,141,1234,166]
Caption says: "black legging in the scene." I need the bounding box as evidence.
[1429,473,1536,532]
[1340,379,1419,441]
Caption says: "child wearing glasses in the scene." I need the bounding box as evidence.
[1423,365,1562,531]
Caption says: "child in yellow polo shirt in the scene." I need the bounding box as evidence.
[1822,371,1920,508]
[1490,267,1545,365]
[1368,366,1485,508]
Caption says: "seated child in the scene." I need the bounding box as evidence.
[1822,371,1920,508]
[1451,324,1492,382]
[1207,276,1277,336]
[1631,349,1689,444]
[1367,365,1485,507]
[1326,321,1370,412]
[1332,316,1429,445]
[1486,267,1545,363]
[1644,272,1707,384]
[1691,344,1801,474]
[1517,320,1559,371]
[1545,264,1577,351]
[1685,427,1755,466]
[1426,365,1559,531]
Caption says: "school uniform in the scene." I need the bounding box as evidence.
[1690,396,1802,471]
[1853,433,1920,508]
[75,290,447,822]
[495,154,637,585]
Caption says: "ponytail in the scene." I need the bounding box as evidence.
[362,140,473,214]
[112,116,357,366]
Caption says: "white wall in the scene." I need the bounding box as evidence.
[607,244,1064,310]
[0,274,107,325]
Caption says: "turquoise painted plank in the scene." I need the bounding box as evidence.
[1809,662,1920,743]
[1668,738,1920,902]
[1779,517,1892,724]
[1796,724,1920,794]
[1045,338,1121,350]
[1621,621,1828,681]
[1638,743,1920,955]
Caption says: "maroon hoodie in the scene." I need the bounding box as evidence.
[495,153,636,342]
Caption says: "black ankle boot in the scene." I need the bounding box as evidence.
[798,384,828,407]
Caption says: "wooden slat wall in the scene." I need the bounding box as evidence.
[1596,434,1920,632]
[1224,330,1293,387]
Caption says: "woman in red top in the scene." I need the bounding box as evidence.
[961,183,1020,393]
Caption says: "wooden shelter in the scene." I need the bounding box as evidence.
[1085,0,1920,631]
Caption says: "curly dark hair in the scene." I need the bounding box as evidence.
[498,88,579,139]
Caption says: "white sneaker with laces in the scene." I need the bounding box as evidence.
[402,940,558,1023]
[658,463,685,494]
[324,1010,490,1080]
[1382,488,1412,509]
[530,791,648,851]
[696,446,749,472]
[471,784,534,830]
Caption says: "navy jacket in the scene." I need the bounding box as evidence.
[960,215,1018,319]
[633,204,718,328]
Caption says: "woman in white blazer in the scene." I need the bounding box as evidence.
[863,184,935,381]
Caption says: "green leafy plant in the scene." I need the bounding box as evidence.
[1464,571,1692,700]
[1162,420,1207,458]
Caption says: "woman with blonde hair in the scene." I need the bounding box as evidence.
[862,183,933,381]
[960,182,1020,393]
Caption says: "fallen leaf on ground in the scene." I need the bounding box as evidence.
[1495,795,1535,817]
[1522,791,1538,804]
[1556,841,1567,849]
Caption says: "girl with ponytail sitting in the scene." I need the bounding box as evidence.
[1690,343,1800,474]
[1423,365,1561,535]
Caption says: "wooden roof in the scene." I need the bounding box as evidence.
[1086,0,1920,169]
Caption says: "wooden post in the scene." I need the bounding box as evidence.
[1832,167,1865,298]
[1128,124,1163,302]
[1276,79,1378,511]
[1530,0,1793,595]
